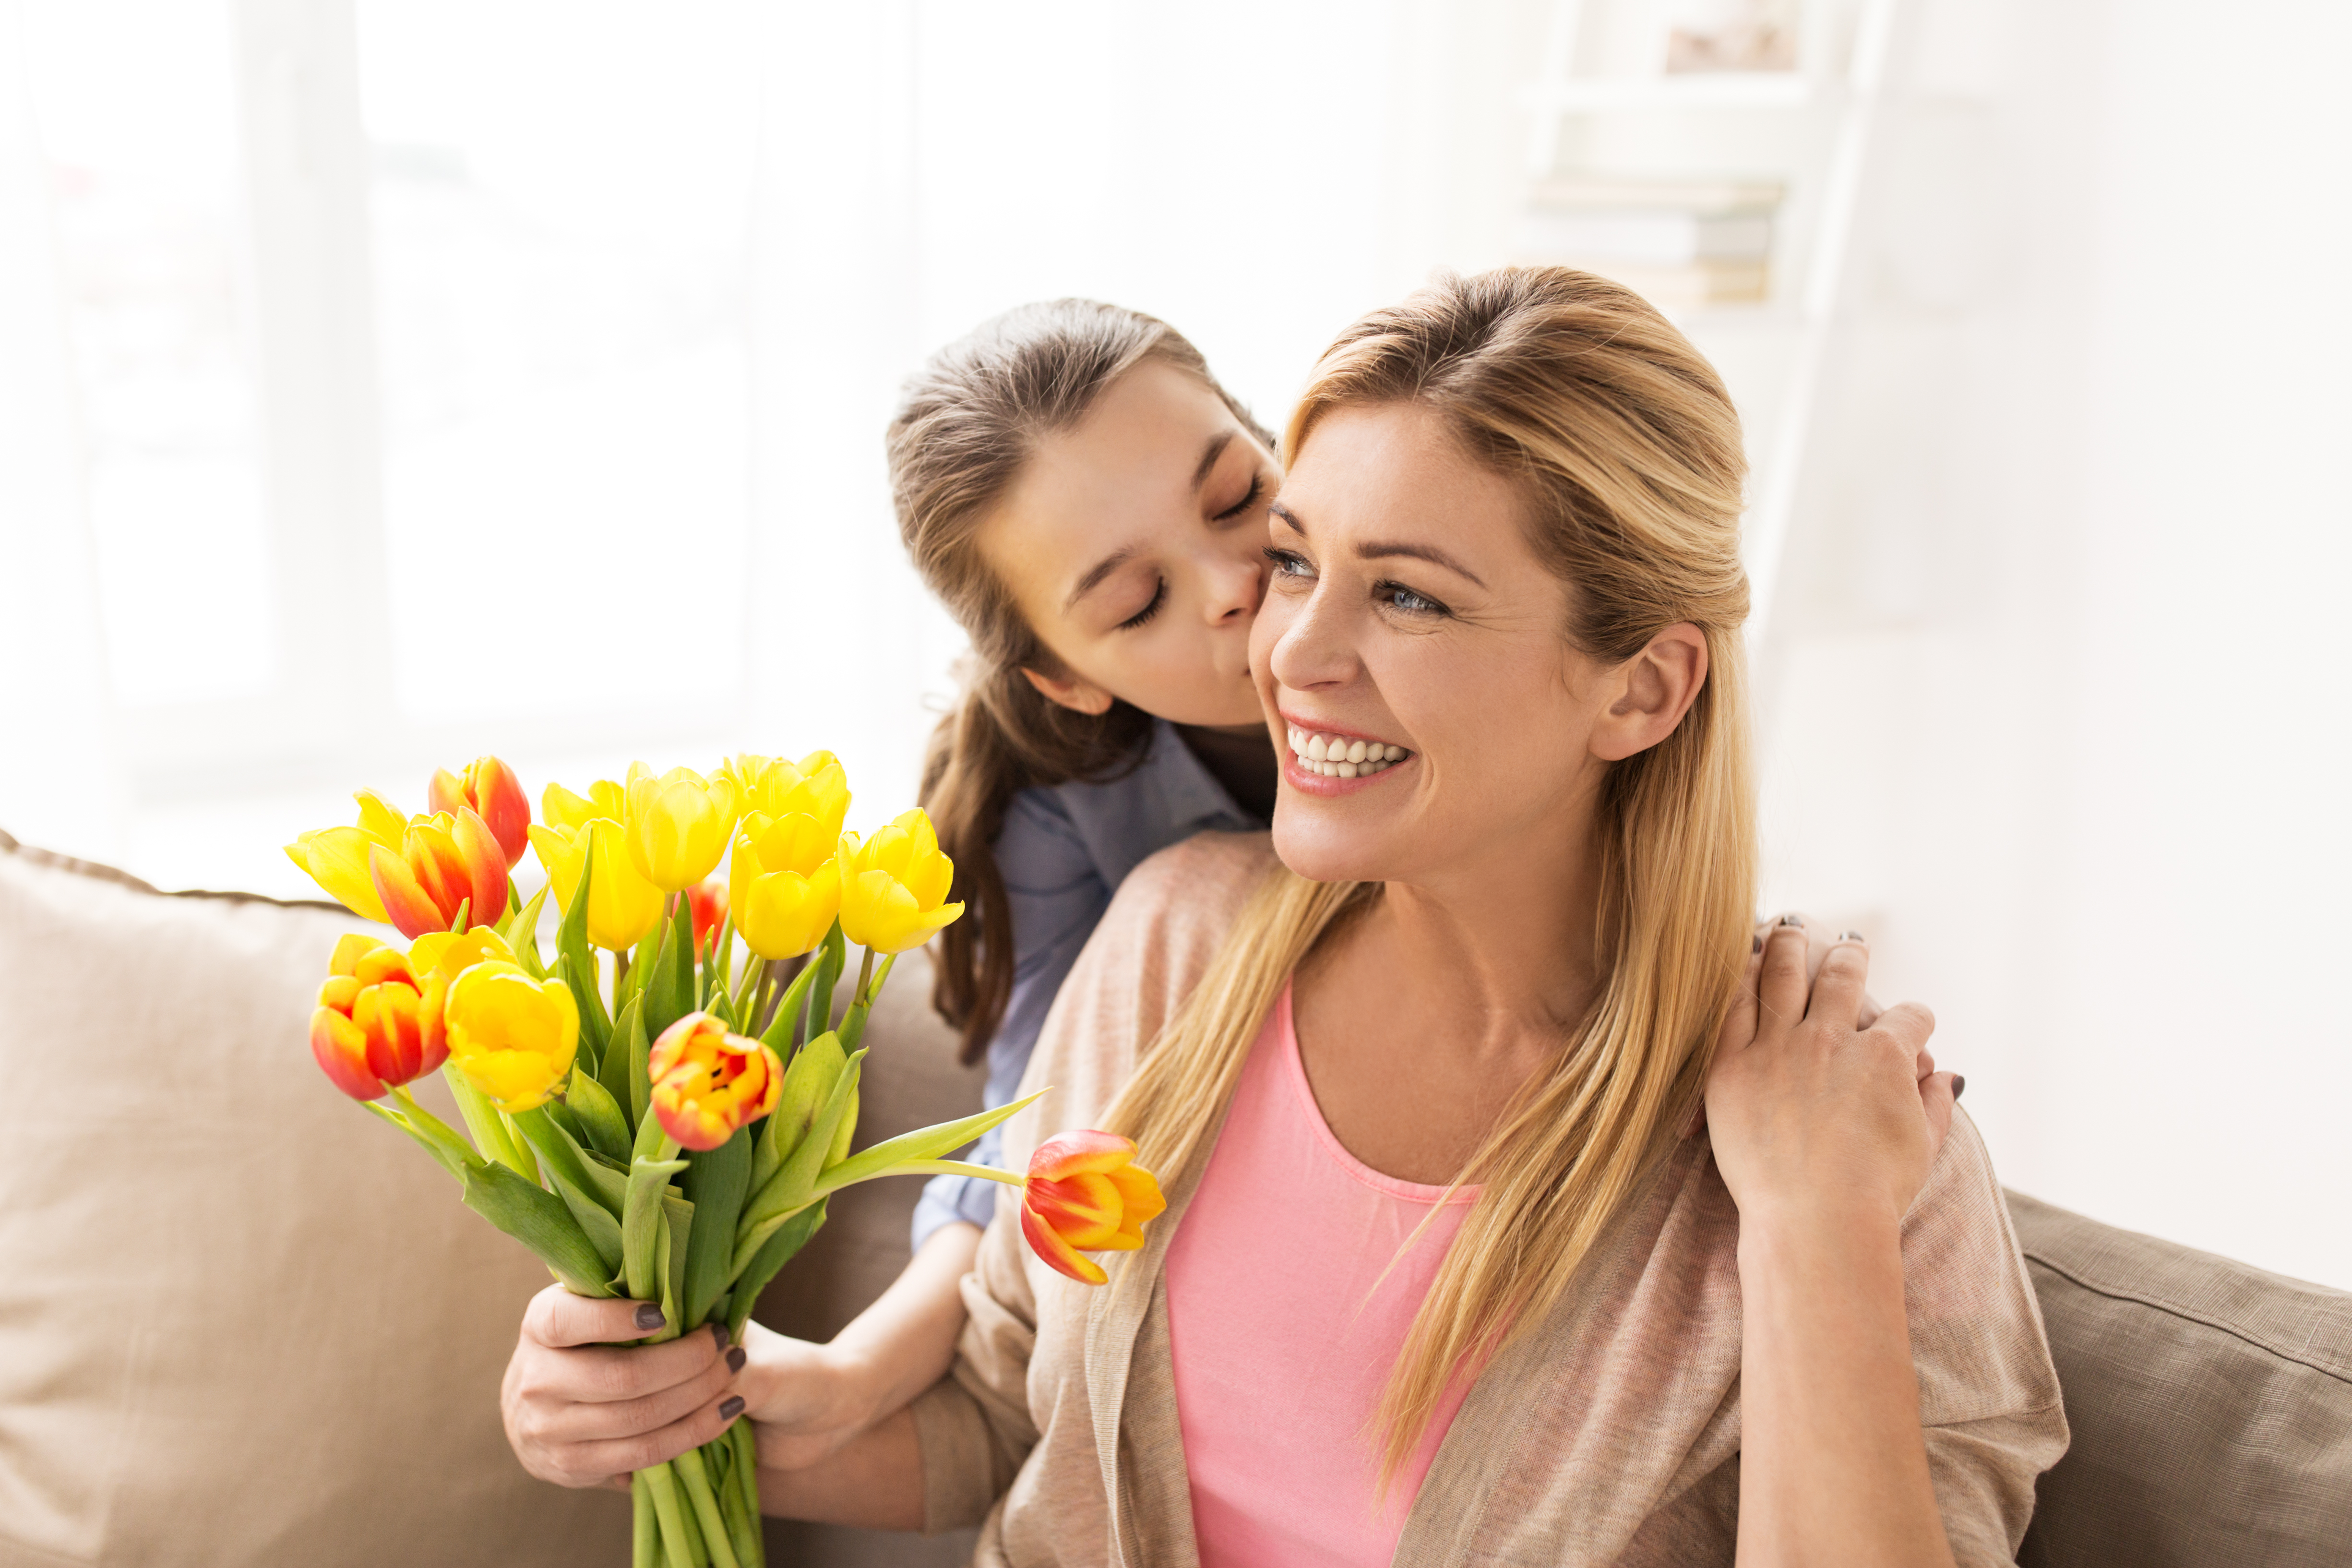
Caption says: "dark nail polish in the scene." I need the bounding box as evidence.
[719,1395,745,1421]
[1952,1074,1967,1103]
[1752,935,1763,954]
[634,1304,666,1331]
[711,1322,729,1352]
[1838,930,1865,943]
[726,1346,747,1373]
[1779,913,1803,928]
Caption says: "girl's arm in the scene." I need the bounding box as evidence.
[1706,923,1962,1568]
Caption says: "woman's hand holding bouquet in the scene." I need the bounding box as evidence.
[286,752,1166,1568]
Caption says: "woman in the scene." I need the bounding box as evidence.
[749,269,2065,1564]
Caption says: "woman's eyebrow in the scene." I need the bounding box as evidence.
[1267,500,1487,588]
[1065,546,1136,612]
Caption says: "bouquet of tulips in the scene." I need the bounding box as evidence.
[284,752,1166,1568]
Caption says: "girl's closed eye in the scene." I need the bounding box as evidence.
[1115,577,1167,630]
[1213,475,1267,523]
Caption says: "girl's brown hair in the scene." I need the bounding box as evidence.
[1098,267,1757,1481]
[888,299,1270,1064]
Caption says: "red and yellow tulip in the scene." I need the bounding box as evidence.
[429,755,531,869]
[1019,1130,1167,1286]
[647,1012,783,1151]
[528,816,663,951]
[370,807,509,940]
[624,763,740,893]
[685,877,728,960]
[283,790,410,924]
[440,960,579,1113]
[836,808,963,955]
[310,934,448,1101]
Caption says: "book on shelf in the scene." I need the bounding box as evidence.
[1516,174,1783,306]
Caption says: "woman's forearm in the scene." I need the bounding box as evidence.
[1735,1207,1955,1568]
[758,1407,926,1528]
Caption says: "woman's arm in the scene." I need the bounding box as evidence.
[1706,922,1961,1568]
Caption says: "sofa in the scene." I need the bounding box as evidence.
[1,829,2345,1567]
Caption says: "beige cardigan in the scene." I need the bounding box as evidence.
[909,833,2068,1567]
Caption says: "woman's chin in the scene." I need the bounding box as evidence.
[1269,814,1396,886]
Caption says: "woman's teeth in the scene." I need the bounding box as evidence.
[1286,726,1410,780]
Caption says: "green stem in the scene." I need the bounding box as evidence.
[641,1461,698,1568]
[674,1445,741,1568]
[434,1068,533,1177]
[851,947,875,1011]
[878,1157,1025,1187]
[724,1423,764,1567]
[385,1086,479,1173]
[633,1471,659,1568]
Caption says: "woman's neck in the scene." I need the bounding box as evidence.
[1173,722,1279,823]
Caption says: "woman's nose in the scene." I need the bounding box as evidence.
[1266,583,1356,693]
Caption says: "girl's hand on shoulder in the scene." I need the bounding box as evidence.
[501,1289,745,1491]
[1704,922,1960,1234]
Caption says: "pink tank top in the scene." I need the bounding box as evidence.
[1163,985,1479,1567]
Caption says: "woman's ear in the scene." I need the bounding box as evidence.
[1589,624,1708,762]
[1020,666,1116,718]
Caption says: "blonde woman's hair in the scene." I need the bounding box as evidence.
[1100,267,1757,1480]
[889,300,1272,1064]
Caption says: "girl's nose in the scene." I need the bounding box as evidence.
[1202,546,1264,625]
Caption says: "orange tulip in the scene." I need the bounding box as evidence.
[686,877,728,959]
[429,755,531,869]
[309,934,449,1101]
[1019,1130,1167,1286]
[647,1011,783,1151]
[370,807,509,940]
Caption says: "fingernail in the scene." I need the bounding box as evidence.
[1838,930,1865,943]
[1751,935,1763,954]
[634,1304,666,1331]
[1779,913,1803,928]
[1952,1074,1967,1102]
[719,1395,745,1421]
[726,1346,747,1373]
[710,1322,729,1352]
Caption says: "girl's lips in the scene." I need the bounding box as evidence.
[1282,744,1413,797]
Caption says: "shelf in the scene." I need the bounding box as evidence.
[1524,73,1819,112]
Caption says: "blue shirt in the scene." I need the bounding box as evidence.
[909,719,1262,1248]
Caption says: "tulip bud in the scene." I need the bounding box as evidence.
[407,925,517,983]
[309,934,449,1101]
[369,807,509,940]
[429,755,531,869]
[725,751,851,838]
[527,818,663,951]
[1019,1130,1167,1286]
[729,809,843,961]
[283,789,413,925]
[541,778,625,834]
[647,1011,783,1150]
[624,763,740,893]
[835,808,964,955]
[441,959,580,1113]
[685,877,728,960]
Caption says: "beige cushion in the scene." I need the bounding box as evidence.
[2010,1189,2352,1568]
[0,829,987,1568]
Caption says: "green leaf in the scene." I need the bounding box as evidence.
[707,988,740,1030]
[540,1094,588,1149]
[643,895,696,1042]
[460,1158,615,1296]
[837,951,896,1053]
[361,1099,469,1182]
[758,957,822,1053]
[503,884,550,978]
[737,1046,863,1247]
[602,992,643,1129]
[661,1190,694,1333]
[558,949,612,1072]
[442,1064,531,1177]
[726,1197,827,1343]
[812,1088,1047,1198]
[811,921,846,1037]
[681,1126,752,1328]
[628,995,653,1128]
[566,1062,633,1162]
[622,1150,688,1312]
[546,1156,625,1274]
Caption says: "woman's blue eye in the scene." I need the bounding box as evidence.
[1263,547,1312,578]
[1379,581,1447,616]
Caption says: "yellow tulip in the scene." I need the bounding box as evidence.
[729,811,844,960]
[441,959,579,1113]
[283,789,410,924]
[724,751,851,838]
[623,763,739,893]
[836,808,964,954]
[527,817,663,950]
[540,778,625,834]
[407,926,517,984]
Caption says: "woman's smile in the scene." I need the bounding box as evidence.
[1279,714,1415,793]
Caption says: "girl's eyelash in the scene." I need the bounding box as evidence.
[1214,475,1266,523]
[1116,578,1167,630]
